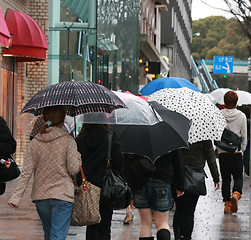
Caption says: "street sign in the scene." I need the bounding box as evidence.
[213,56,234,74]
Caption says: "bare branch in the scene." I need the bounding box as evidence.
[200,0,230,14]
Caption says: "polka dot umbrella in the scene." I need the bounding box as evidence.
[149,87,227,144]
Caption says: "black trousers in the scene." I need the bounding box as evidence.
[173,193,199,239]
[243,144,250,176]
[219,152,243,202]
[86,202,113,240]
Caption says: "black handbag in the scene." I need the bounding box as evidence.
[120,154,155,191]
[214,128,242,153]
[184,164,207,196]
[100,132,132,210]
[0,155,20,183]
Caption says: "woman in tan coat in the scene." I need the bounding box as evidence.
[8,106,81,240]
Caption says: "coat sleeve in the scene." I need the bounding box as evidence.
[111,132,123,172]
[203,140,220,183]
[66,138,81,175]
[170,149,184,191]
[240,115,247,152]
[8,145,34,207]
[0,116,16,155]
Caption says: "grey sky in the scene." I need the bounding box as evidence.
[192,0,232,20]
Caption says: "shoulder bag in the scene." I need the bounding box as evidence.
[100,132,132,210]
[184,164,207,196]
[71,166,101,226]
[214,128,242,153]
[0,155,20,183]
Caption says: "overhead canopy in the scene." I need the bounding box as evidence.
[62,0,88,21]
[97,38,118,51]
[2,9,48,62]
[0,8,11,48]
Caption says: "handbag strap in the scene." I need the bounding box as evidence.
[71,165,88,191]
[106,132,113,168]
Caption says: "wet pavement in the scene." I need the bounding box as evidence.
[0,164,249,240]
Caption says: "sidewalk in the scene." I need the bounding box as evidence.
[0,165,249,240]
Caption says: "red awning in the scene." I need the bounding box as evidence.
[0,9,11,48]
[2,9,48,62]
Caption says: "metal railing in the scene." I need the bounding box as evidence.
[201,59,218,90]
[191,56,210,93]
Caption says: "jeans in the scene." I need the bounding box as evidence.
[219,153,243,201]
[86,202,113,240]
[173,193,199,240]
[34,199,73,240]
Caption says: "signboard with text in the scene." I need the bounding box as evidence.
[213,56,233,74]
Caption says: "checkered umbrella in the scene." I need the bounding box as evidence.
[20,81,127,117]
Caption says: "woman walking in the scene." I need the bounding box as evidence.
[132,150,184,240]
[217,91,247,213]
[173,140,220,240]
[9,106,81,240]
[75,124,123,240]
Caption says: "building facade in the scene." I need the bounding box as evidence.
[0,0,49,164]
[139,0,170,89]
[0,0,193,165]
[0,0,141,164]
[161,0,192,80]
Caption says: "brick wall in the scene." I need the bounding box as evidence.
[26,0,49,101]
[0,0,50,165]
[0,0,29,13]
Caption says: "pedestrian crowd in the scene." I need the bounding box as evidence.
[0,89,249,240]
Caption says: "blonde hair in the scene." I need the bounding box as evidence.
[40,106,67,134]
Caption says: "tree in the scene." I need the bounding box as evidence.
[192,16,248,60]
[201,0,251,55]
[206,47,224,59]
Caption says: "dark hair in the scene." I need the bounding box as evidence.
[40,106,67,134]
[224,91,238,109]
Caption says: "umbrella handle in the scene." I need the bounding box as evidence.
[74,116,76,137]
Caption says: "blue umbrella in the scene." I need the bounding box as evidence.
[139,77,200,96]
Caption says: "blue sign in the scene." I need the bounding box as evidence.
[213,56,234,74]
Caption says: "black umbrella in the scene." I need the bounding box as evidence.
[111,101,191,162]
[20,81,127,116]
[148,101,191,142]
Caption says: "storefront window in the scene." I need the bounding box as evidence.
[0,65,17,134]
[49,0,140,93]
[48,0,96,84]
[97,0,140,93]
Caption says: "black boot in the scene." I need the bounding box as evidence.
[157,229,171,240]
[139,237,154,240]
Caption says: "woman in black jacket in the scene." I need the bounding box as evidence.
[75,124,123,240]
[132,150,184,240]
[173,140,220,240]
[0,116,17,195]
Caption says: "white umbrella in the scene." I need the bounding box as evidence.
[209,88,232,105]
[149,87,227,144]
[204,93,217,104]
[210,88,251,106]
[235,90,251,105]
